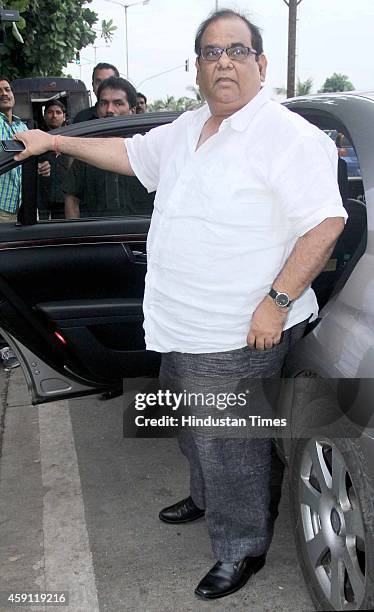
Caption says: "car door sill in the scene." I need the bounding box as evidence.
[1,330,109,405]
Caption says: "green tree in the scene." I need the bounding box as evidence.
[186,85,204,103]
[319,73,354,93]
[296,78,313,96]
[0,0,28,44]
[149,95,199,112]
[274,86,287,97]
[0,0,98,79]
[100,19,117,44]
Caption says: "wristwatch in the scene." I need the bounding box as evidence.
[268,287,293,309]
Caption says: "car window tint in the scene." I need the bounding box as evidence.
[322,129,361,180]
[37,152,71,220]
[60,158,154,221]
[36,135,155,222]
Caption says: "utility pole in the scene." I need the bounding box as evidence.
[283,0,303,98]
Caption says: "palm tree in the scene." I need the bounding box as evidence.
[100,19,117,43]
[274,86,287,97]
[296,78,313,96]
[148,95,199,112]
[186,85,205,103]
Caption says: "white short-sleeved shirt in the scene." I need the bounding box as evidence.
[125,87,347,353]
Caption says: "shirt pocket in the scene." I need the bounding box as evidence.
[204,184,278,228]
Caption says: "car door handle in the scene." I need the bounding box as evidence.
[123,244,147,264]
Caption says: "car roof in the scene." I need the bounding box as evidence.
[10,77,88,93]
[285,90,374,103]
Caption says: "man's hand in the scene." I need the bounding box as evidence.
[247,296,288,350]
[37,160,51,177]
[13,130,53,161]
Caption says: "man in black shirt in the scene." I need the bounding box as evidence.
[73,62,119,123]
[64,77,153,218]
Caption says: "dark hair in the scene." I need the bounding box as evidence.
[44,99,66,113]
[194,9,263,57]
[137,92,147,104]
[0,76,11,87]
[97,77,137,109]
[92,62,119,82]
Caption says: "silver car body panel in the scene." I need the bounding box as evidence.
[284,93,374,379]
[278,93,374,469]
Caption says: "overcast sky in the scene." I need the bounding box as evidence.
[64,0,374,103]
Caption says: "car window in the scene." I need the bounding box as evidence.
[37,153,154,222]
[36,134,155,222]
[0,116,179,224]
[323,129,361,179]
[0,151,154,224]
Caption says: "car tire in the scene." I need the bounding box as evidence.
[289,436,374,610]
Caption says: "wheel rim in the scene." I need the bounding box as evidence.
[298,439,366,610]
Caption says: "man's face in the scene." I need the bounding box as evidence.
[136,96,147,113]
[97,87,134,117]
[195,17,267,114]
[44,105,65,130]
[92,68,118,96]
[0,80,15,115]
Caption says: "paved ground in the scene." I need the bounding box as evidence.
[0,367,313,612]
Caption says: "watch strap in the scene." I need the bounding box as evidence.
[268,287,293,307]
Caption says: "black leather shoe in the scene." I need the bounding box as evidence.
[194,553,266,599]
[159,496,205,524]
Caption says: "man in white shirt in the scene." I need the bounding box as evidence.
[15,9,346,601]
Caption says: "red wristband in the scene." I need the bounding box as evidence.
[52,135,61,156]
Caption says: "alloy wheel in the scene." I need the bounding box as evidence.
[298,439,366,609]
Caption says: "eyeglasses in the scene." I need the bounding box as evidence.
[198,45,258,62]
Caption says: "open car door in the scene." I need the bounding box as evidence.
[0,113,177,404]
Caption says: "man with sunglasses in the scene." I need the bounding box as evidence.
[14,9,346,600]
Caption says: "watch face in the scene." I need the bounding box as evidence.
[275,292,290,307]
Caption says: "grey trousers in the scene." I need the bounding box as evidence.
[159,320,307,561]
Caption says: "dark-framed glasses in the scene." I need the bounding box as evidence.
[199,45,257,62]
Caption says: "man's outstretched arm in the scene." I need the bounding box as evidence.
[14,130,135,176]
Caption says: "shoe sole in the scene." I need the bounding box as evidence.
[159,511,205,524]
[194,558,266,600]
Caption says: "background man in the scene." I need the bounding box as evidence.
[14,9,346,601]
[64,77,153,218]
[136,92,147,113]
[42,99,66,131]
[73,62,119,123]
[0,76,49,370]
[0,76,28,222]
[38,100,69,220]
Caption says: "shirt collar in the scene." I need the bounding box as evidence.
[197,86,272,132]
[225,86,272,131]
[0,111,23,125]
